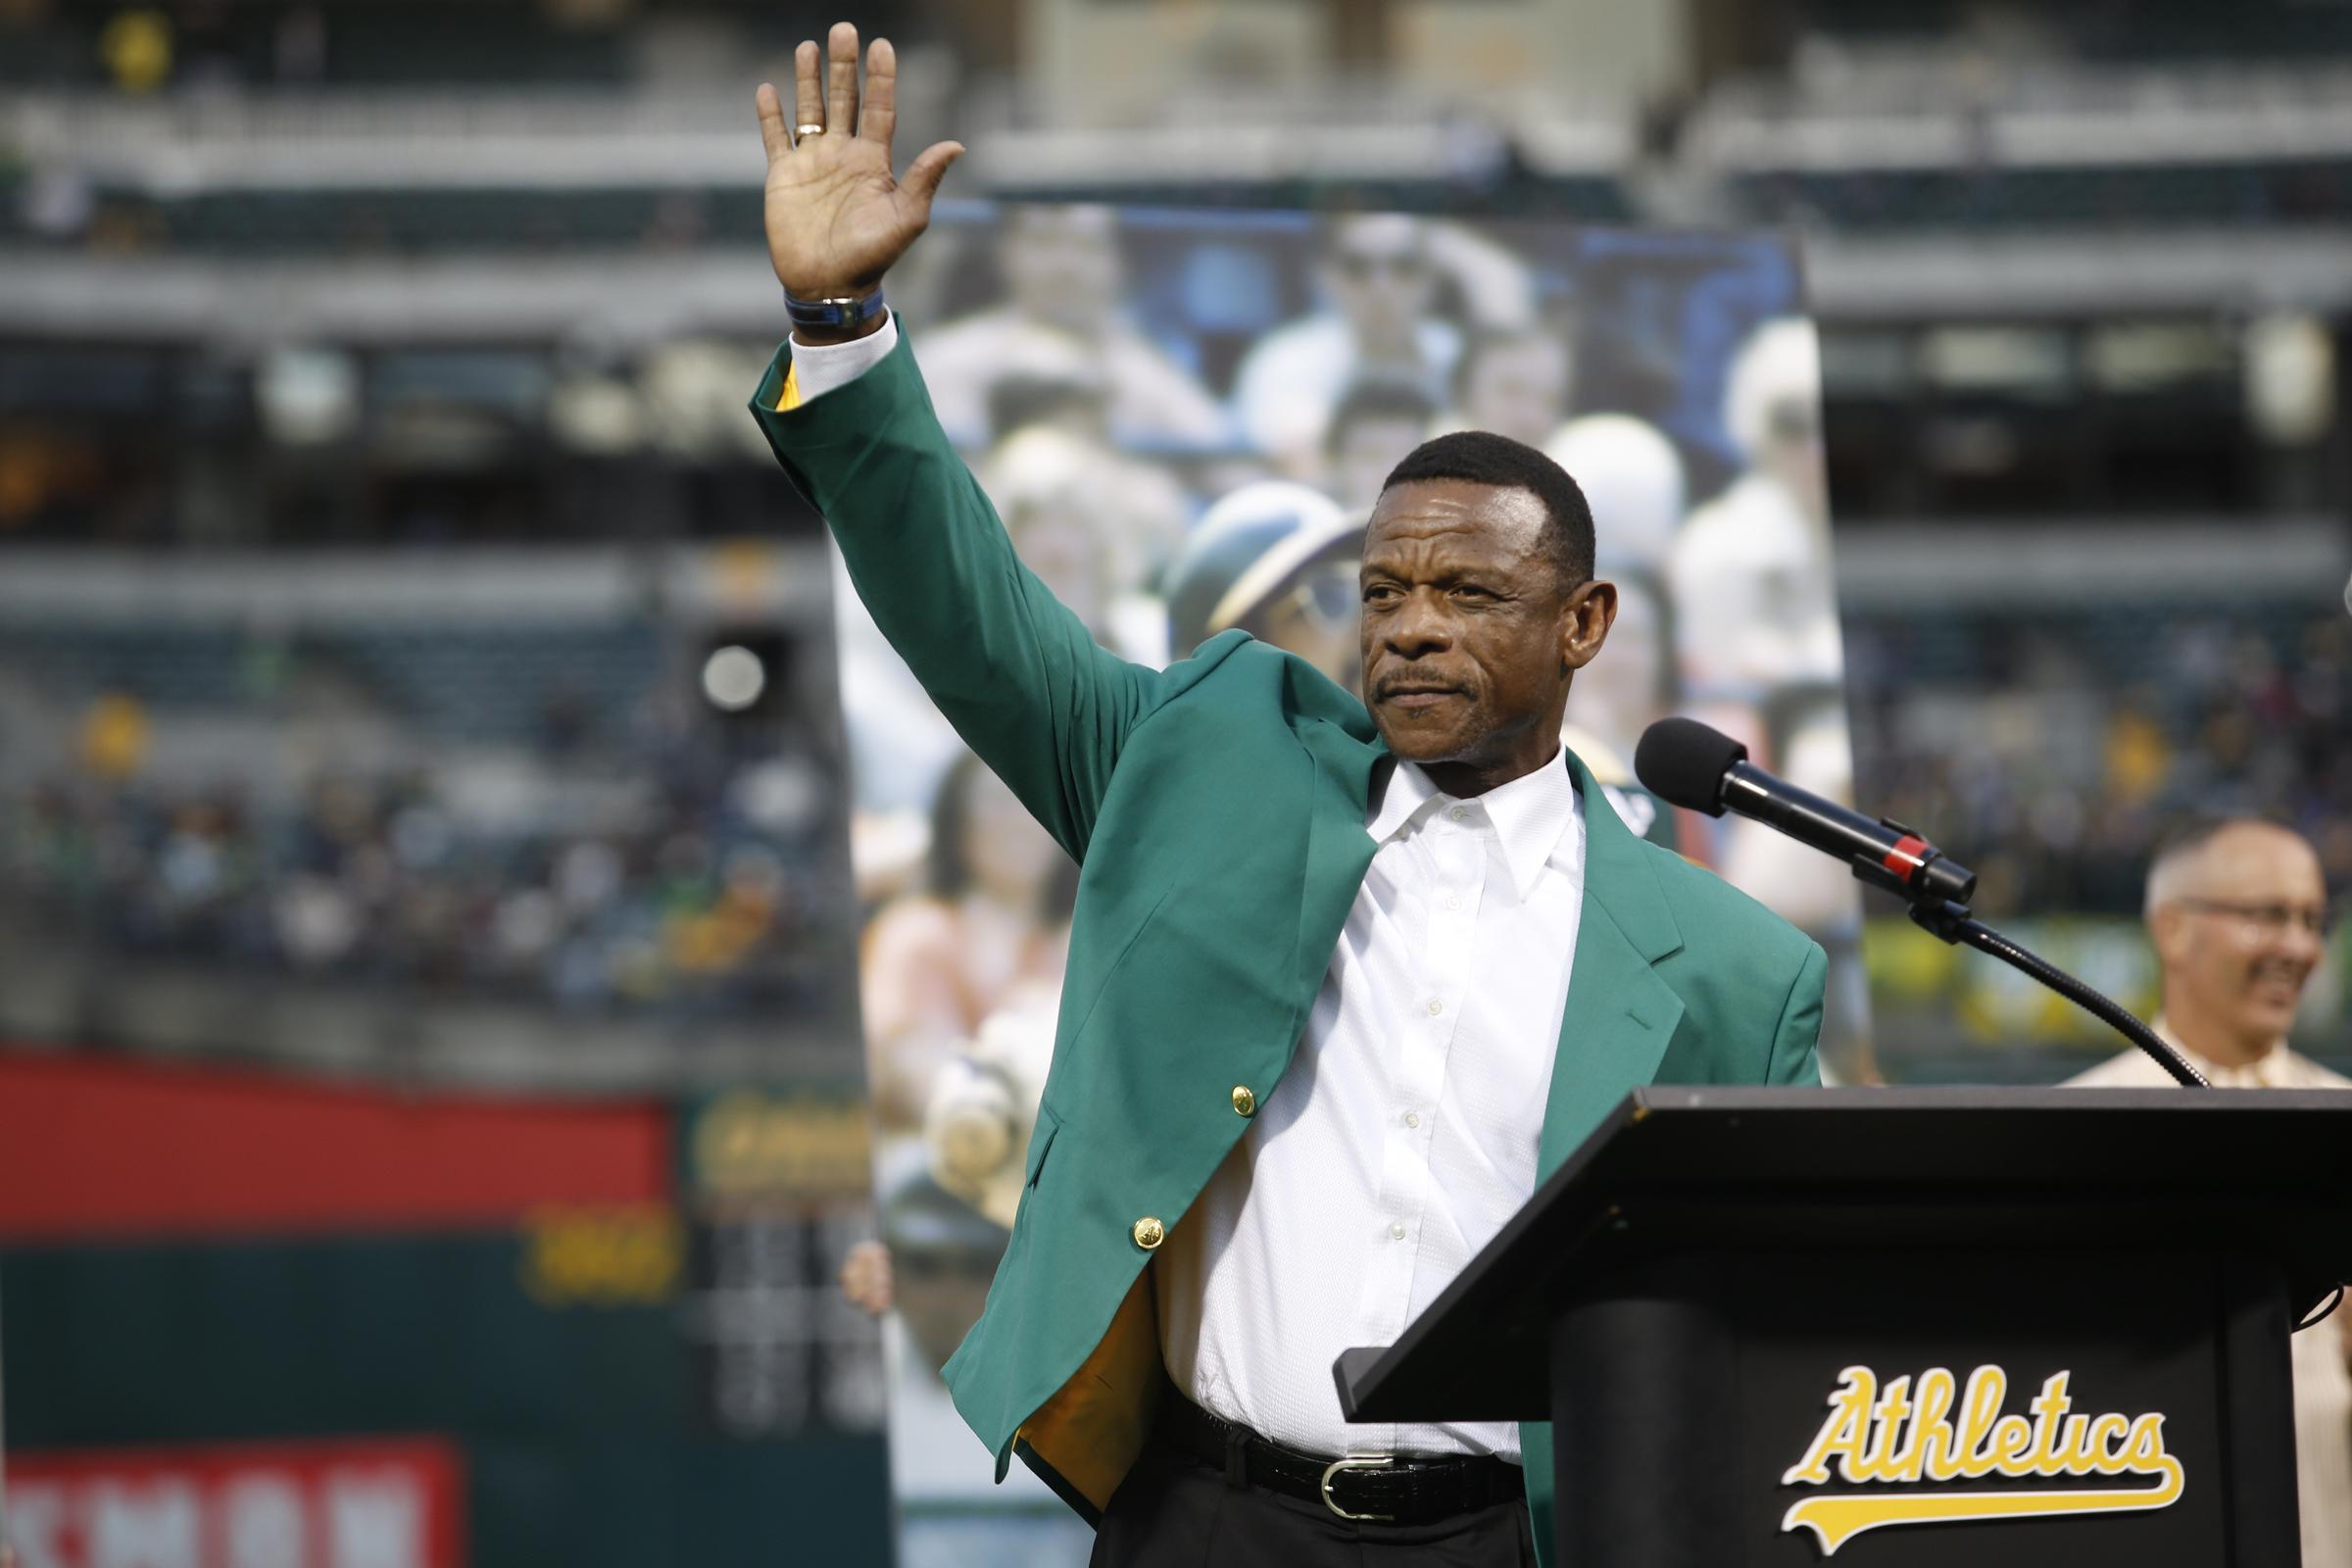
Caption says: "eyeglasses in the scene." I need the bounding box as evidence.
[2174,898,2338,939]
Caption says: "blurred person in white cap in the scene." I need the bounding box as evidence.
[2066,816,2350,1566]
[1545,414,1686,578]
[917,203,1229,450]
[1665,317,1841,698]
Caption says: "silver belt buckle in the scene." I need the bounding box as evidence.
[1320,1452,1396,1521]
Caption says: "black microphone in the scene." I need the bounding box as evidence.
[1634,716,1977,906]
[1632,716,2204,1085]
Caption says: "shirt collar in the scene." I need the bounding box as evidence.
[2149,1015,2293,1087]
[1366,752,1584,904]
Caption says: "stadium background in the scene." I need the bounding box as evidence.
[1,1,2347,1565]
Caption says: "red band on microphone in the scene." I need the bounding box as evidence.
[1882,834,1930,881]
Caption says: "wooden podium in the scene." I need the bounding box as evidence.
[1335,1087,2352,1566]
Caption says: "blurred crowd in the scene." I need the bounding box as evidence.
[0,639,845,1015]
[1848,610,2352,919]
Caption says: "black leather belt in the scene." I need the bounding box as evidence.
[1156,1386,1526,1526]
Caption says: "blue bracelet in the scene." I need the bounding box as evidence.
[784,288,888,331]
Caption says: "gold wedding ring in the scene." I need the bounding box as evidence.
[795,123,826,138]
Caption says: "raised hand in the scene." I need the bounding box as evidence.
[755,23,962,322]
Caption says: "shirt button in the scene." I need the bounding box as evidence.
[1230,1085,1255,1117]
[1444,894,1462,911]
[1132,1216,1165,1250]
[1425,999,1443,1016]
[1404,1111,1420,1129]
[1448,807,1468,822]
[1389,1222,1407,1241]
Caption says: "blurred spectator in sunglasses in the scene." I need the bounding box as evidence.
[2064,816,2348,1566]
[916,204,1230,450]
[1546,412,1686,578]
[1164,481,1363,695]
[1231,215,1464,477]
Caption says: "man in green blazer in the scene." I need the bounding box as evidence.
[748,27,1824,1567]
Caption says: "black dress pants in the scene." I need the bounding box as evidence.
[1089,1430,1539,1568]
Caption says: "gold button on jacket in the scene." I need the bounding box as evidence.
[1130,1216,1165,1250]
[1230,1085,1255,1116]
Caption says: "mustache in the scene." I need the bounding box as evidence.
[1374,669,1465,698]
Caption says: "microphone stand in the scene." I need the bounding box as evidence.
[1902,897,2211,1089]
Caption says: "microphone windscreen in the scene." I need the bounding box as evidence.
[1634,717,1747,816]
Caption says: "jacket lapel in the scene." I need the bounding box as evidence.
[1538,752,1687,1173]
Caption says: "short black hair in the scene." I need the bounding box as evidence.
[1379,429,1594,588]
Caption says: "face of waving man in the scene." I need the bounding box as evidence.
[1359,477,1614,799]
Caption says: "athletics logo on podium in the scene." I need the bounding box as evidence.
[1779,1364,2186,1555]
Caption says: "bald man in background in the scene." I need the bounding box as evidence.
[2066,817,2349,1566]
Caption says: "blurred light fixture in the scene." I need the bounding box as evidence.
[2245,314,2334,447]
[257,346,361,446]
[700,645,766,712]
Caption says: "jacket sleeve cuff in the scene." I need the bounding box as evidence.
[774,314,901,410]
[745,318,940,511]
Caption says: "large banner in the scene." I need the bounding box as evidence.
[830,208,1864,1565]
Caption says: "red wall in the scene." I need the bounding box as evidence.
[0,1052,668,1241]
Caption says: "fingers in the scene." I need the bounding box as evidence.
[858,36,896,149]
[825,21,859,138]
[754,81,790,164]
[793,39,822,138]
[901,140,965,206]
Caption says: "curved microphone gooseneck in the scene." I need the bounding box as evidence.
[1633,716,2209,1090]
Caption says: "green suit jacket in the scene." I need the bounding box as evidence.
[751,327,1825,1562]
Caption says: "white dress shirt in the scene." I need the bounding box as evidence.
[789,318,1589,1466]
[1158,755,1585,1464]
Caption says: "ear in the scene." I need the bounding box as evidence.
[2148,904,2190,967]
[1560,578,1618,672]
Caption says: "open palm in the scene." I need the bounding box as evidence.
[755,24,962,301]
